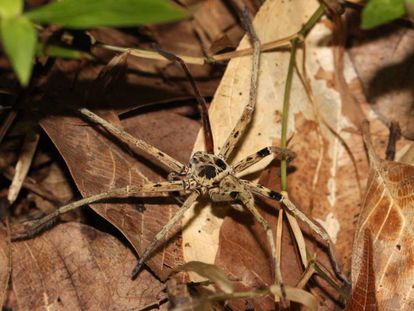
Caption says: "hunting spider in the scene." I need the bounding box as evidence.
[14,13,347,298]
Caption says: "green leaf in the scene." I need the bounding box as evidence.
[0,0,23,18]
[362,0,406,29]
[1,16,37,86]
[37,44,93,60]
[25,0,186,29]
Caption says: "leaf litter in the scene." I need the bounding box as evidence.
[2,0,414,310]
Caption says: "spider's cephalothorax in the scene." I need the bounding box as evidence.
[188,151,232,188]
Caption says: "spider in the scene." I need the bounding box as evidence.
[13,12,347,298]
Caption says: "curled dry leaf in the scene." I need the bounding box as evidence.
[174,261,233,294]
[352,121,414,309]
[269,284,318,311]
[9,223,165,310]
[345,228,378,311]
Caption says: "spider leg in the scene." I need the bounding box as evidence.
[209,175,287,304]
[233,146,296,174]
[79,108,185,173]
[13,180,190,241]
[131,191,199,278]
[241,179,350,285]
[218,11,261,160]
[237,189,287,305]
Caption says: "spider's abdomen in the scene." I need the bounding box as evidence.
[188,151,232,187]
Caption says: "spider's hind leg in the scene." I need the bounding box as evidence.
[210,175,288,305]
[242,179,350,286]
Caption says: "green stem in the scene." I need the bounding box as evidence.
[280,4,324,191]
[298,4,325,37]
[280,38,298,191]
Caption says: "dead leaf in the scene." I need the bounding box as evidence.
[8,130,40,204]
[352,121,414,309]
[347,11,414,139]
[175,261,233,294]
[40,109,200,280]
[345,228,378,311]
[8,223,165,310]
[0,224,11,309]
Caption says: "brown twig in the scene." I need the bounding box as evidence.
[385,121,401,161]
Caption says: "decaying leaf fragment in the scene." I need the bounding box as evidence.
[352,121,414,310]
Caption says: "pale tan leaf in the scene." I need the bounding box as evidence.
[352,121,414,310]
[8,131,40,204]
[175,261,234,294]
[269,284,318,311]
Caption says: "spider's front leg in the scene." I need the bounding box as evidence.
[12,180,192,241]
[132,191,200,278]
[233,146,296,174]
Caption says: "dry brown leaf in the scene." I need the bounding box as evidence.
[0,224,11,309]
[40,109,199,280]
[352,121,414,310]
[347,12,414,139]
[345,228,378,311]
[8,222,165,310]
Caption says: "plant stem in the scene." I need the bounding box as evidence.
[280,38,298,191]
[299,4,325,37]
[279,4,324,191]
